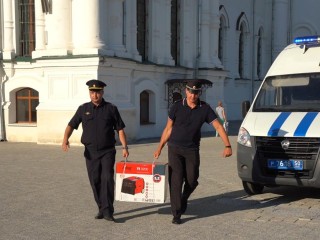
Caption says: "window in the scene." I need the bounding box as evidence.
[137,0,148,61]
[140,90,150,124]
[218,16,226,64]
[219,6,229,69]
[238,23,245,78]
[253,74,320,112]
[123,1,127,46]
[18,0,35,57]
[236,12,249,79]
[171,0,180,65]
[16,88,39,123]
[140,90,156,125]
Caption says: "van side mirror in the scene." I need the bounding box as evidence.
[242,101,251,118]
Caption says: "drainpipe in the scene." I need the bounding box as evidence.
[251,0,255,101]
[288,0,292,42]
[271,0,274,62]
[194,0,201,79]
[0,75,8,141]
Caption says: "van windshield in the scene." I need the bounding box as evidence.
[253,74,320,112]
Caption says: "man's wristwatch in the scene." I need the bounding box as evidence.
[122,146,128,150]
[225,146,231,148]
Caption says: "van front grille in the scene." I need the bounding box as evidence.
[255,137,320,178]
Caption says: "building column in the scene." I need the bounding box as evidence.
[234,30,241,79]
[250,34,258,80]
[180,0,195,68]
[106,0,126,57]
[209,0,222,68]
[32,0,46,58]
[272,0,289,60]
[45,0,71,56]
[2,0,15,59]
[72,0,103,55]
[149,0,174,65]
[199,0,212,68]
[0,76,5,141]
[125,0,141,61]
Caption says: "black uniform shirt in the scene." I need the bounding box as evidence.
[68,99,125,150]
[168,98,217,148]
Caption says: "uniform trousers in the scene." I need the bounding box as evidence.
[168,145,200,218]
[84,147,116,216]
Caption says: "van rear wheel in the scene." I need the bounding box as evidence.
[242,181,264,195]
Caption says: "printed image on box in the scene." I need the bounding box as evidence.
[121,176,145,195]
[115,161,168,203]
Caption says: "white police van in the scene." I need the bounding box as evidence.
[237,36,320,195]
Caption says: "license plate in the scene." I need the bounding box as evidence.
[267,159,303,170]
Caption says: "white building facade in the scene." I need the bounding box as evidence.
[0,0,319,144]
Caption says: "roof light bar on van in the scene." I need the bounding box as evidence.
[293,36,320,45]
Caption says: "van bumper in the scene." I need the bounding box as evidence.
[237,142,320,188]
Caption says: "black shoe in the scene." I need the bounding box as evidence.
[181,198,188,214]
[95,212,104,219]
[172,217,182,224]
[104,214,116,222]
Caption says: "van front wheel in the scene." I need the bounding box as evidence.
[242,181,264,195]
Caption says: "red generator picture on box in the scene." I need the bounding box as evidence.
[121,176,145,195]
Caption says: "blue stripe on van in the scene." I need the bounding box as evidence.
[294,112,318,136]
[267,112,291,136]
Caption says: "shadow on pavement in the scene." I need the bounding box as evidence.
[114,186,320,224]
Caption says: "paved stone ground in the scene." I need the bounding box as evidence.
[1,126,320,239]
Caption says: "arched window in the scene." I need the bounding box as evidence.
[140,90,155,125]
[218,16,226,64]
[238,23,245,78]
[137,0,148,61]
[16,88,39,123]
[236,12,249,80]
[18,0,35,57]
[140,90,149,124]
[219,6,229,69]
[171,0,180,65]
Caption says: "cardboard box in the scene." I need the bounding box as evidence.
[115,161,168,203]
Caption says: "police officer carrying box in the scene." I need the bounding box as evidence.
[62,79,129,222]
[154,79,232,224]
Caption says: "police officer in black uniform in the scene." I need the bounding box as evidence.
[154,79,232,224]
[62,79,129,222]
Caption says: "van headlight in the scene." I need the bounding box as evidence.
[237,127,251,147]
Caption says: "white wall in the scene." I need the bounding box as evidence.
[1,0,320,143]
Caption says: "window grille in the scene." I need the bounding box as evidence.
[171,0,180,65]
[137,0,147,61]
[18,0,35,57]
